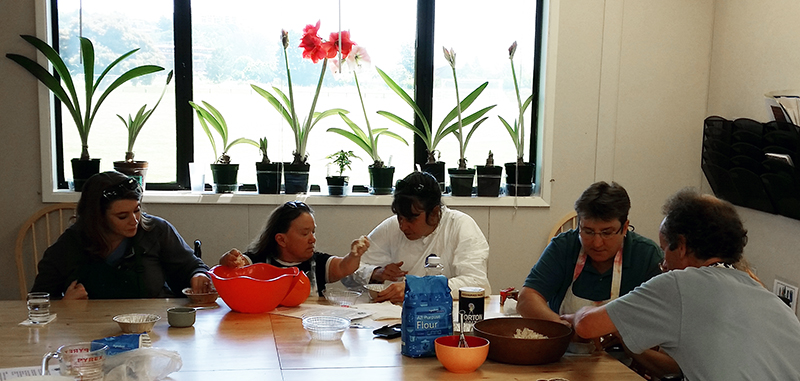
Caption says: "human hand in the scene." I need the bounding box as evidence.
[375,281,405,303]
[349,236,370,257]
[558,313,575,328]
[220,248,247,268]
[191,273,213,293]
[373,261,408,282]
[63,280,88,300]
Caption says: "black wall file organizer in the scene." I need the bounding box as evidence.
[702,116,800,220]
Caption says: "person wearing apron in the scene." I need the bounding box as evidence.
[517,181,663,334]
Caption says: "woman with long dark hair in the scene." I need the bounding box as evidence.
[32,171,211,299]
[219,201,369,295]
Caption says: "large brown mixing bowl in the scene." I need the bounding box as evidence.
[473,317,572,365]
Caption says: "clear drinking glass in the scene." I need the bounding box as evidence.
[27,292,50,323]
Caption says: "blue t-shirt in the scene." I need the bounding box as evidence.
[606,266,800,380]
[523,229,663,313]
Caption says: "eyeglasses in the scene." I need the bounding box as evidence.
[102,177,141,200]
[578,223,625,240]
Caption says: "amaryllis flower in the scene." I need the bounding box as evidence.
[509,41,518,60]
[443,47,456,68]
[299,21,328,63]
[281,30,289,49]
[323,30,354,59]
[346,45,371,72]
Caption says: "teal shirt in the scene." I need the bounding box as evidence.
[523,229,664,313]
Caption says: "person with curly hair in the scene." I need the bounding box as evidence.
[568,188,800,380]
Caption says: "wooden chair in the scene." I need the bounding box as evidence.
[549,211,578,240]
[15,203,77,300]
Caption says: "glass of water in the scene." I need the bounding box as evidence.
[27,292,50,323]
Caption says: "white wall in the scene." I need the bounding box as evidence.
[1,0,715,301]
[706,0,800,304]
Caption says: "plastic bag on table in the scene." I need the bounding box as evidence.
[103,347,182,381]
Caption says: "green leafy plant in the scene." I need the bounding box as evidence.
[189,100,258,164]
[498,41,535,165]
[442,47,495,169]
[258,137,271,164]
[117,70,173,162]
[6,35,164,161]
[251,23,349,166]
[376,66,495,165]
[326,150,361,177]
[327,45,408,169]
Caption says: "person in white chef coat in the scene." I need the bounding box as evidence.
[343,171,491,303]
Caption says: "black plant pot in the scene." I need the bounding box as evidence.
[114,160,149,187]
[504,162,535,196]
[326,176,349,196]
[476,165,503,197]
[369,166,395,195]
[256,162,282,194]
[284,163,310,194]
[448,168,475,197]
[210,163,239,193]
[421,161,445,193]
[71,158,101,191]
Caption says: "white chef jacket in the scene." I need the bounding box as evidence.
[344,206,491,298]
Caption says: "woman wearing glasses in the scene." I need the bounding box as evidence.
[218,201,369,295]
[31,171,211,300]
[517,181,663,325]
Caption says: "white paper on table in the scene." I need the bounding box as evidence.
[0,365,59,380]
[270,304,373,320]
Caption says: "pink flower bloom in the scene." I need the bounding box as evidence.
[346,45,371,72]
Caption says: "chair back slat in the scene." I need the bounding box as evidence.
[15,203,77,300]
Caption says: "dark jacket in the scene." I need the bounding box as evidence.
[31,215,208,299]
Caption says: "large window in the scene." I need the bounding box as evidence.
[50,0,542,193]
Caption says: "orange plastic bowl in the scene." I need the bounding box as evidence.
[209,264,300,313]
[435,335,490,373]
[280,270,311,307]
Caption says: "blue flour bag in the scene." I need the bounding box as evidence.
[401,275,453,357]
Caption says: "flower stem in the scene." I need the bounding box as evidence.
[451,65,466,170]
[354,71,380,165]
[510,57,525,164]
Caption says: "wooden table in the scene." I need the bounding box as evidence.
[0,296,644,380]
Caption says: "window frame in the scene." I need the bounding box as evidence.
[39,0,547,205]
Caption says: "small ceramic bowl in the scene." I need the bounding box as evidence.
[113,313,160,333]
[435,335,490,373]
[182,287,219,305]
[167,307,196,328]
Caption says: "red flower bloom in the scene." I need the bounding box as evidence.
[323,30,355,59]
[299,20,328,63]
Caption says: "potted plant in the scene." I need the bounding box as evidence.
[325,150,360,196]
[6,35,164,191]
[255,137,282,194]
[498,41,535,196]
[442,47,496,197]
[251,22,349,194]
[113,70,173,187]
[376,65,494,194]
[189,100,258,193]
[327,45,409,195]
[476,151,503,197]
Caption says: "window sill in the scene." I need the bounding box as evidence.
[44,189,549,207]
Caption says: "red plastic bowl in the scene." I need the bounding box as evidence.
[280,270,311,307]
[209,264,300,313]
